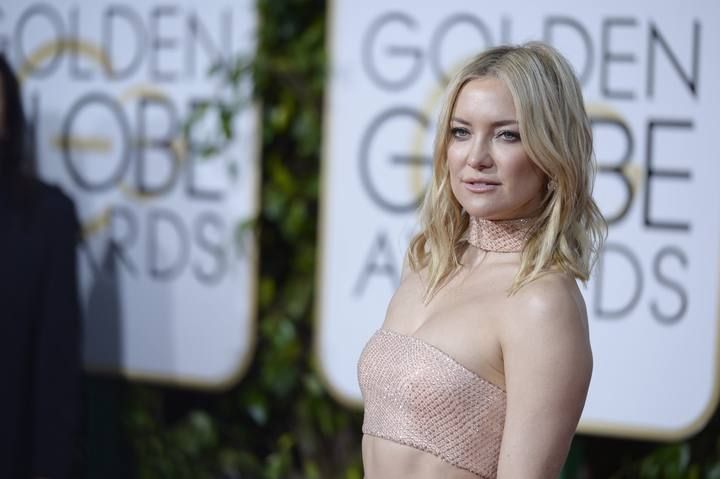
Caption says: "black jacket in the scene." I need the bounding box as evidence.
[0,180,81,479]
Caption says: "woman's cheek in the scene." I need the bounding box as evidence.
[449,142,469,164]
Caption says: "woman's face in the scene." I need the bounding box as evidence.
[447,76,545,220]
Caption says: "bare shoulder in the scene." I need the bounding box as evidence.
[500,271,591,358]
[382,251,426,331]
[400,251,413,282]
[496,274,594,478]
[508,272,586,327]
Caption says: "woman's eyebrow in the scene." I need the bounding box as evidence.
[450,116,471,126]
[450,116,518,128]
[491,119,518,127]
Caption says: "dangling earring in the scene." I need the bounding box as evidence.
[547,179,557,192]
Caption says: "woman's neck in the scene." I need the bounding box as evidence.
[466,216,530,253]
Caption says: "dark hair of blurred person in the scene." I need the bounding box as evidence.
[0,52,34,202]
[0,53,82,479]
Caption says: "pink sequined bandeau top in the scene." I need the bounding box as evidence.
[358,329,507,478]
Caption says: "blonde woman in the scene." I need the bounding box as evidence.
[358,42,606,479]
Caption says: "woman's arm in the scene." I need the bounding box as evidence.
[496,275,593,479]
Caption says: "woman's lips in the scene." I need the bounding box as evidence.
[464,181,499,193]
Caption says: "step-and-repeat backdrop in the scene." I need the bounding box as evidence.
[5,0,719,437]
[3,0,258,388]
[318,0,720,439]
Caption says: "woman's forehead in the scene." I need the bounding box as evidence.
[452,77,517,120]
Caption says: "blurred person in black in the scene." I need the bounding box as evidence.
[0,54,81,478]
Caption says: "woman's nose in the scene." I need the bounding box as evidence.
[467,138,493,169]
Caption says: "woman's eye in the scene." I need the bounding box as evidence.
[498,130,521,141]
[451,127,470,139]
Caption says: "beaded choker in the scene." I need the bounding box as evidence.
[466,216,530,253]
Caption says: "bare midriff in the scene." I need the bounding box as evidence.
[362,436,481,479]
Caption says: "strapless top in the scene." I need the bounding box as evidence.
[358,329,507,478]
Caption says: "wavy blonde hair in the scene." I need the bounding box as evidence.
[408,42,606,301]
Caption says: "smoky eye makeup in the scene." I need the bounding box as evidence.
[450,126,470,139]
[496,130,521,141]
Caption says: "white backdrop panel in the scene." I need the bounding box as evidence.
[3,0,258,388]
[319,0,720,439]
